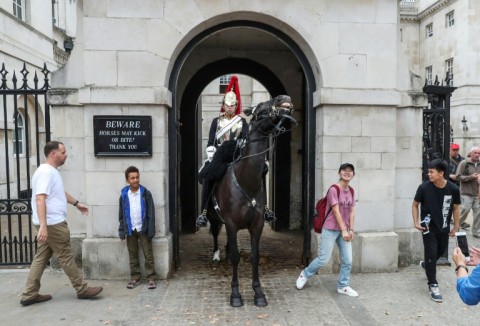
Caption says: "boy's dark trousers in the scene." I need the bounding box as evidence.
[126,229,156,281]
[422,230,449,284]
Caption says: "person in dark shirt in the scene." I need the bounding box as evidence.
[412,158,460,303]
[448,143,463,185]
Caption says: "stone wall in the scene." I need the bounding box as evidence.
[48,0,426,277]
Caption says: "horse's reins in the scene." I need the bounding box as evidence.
[228,103,297,209]
[231,169,262,208]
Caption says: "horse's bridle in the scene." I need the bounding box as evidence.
[228,99,297,209]
[234,101,297,160]
[250,102,294,123]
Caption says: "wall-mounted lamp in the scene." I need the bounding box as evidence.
[64,38,74,53]
[461,115,468,132]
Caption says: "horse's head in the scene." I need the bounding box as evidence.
[244,95,294,134]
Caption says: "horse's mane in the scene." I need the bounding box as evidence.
[199,140,238,182]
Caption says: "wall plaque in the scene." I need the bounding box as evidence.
[93,115,152,157]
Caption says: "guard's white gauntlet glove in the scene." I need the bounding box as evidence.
[206,146,216,162]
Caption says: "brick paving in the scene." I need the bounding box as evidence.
[2,220,480,325]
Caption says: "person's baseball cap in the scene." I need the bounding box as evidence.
[338,163,355,173]
[450,143,460,150]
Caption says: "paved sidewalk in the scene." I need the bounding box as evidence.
[2,220,479,325]
[1,263,478,326]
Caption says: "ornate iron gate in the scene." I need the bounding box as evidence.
[0,63,51,265]
[422,74,456,181]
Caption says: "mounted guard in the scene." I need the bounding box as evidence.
[204,94,295,307]
[196,75,276,228]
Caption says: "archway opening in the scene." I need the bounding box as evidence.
[179,59,291,234]
[168,20,317,268]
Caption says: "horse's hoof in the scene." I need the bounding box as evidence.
[230,295,244,307]
[254,295,268,307]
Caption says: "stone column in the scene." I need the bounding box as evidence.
[48,87,173,280]
[310,88,404,273]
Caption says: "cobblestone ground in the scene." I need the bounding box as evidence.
[177,225,305,276]
[121,223,479,326]
[3,219,479,325]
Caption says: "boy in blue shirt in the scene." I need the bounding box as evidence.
[119,166,157,289]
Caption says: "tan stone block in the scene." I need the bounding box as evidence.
[84,17,147,51]
[84,51,117,86]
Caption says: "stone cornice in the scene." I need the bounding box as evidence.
[400,0,456,22]
[48,86,173,107]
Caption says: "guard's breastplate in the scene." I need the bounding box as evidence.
[216,115,244,146]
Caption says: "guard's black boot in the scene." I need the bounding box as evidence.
[196,210,208,227]
[264,205,276,222]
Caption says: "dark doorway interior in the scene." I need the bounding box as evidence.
[179,58,291,233]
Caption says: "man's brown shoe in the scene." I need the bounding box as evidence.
[20,294,52,306]
[77,286,103,299]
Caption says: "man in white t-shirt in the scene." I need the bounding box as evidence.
[20,141,103,306]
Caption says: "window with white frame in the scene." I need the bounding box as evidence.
[13,111,25,155]
[12,0,25,21]
[219,75,232,93]
[425,66,433,85]
[446,11,454,27]
[425,23,433,38]
[445,58,454,86]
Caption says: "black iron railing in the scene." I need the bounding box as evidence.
[0,62,50,265]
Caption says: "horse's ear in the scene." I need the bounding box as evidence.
[244,107,253,116]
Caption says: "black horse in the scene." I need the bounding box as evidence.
[206,95,294,307]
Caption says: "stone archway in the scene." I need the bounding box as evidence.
[168,20,317,267]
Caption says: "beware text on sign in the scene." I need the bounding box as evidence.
[93,115,152,157]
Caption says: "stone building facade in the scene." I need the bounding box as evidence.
[400,0,480,152]
[4,0,478,278]
[0,1,76,265]
[0,0,75,199]
[48,0,416,278]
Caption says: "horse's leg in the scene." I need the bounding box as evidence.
[226,226,243,307]
[250,222,268,307]
[210,219,221,261]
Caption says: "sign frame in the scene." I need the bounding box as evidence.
[93,115,152,157]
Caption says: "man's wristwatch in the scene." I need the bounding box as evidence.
[455,265,468,273]
[73,200,79,207]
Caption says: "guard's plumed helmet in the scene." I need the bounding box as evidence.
[221,75,241,115]
[224,91,237,106]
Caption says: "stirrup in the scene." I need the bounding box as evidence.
[196,210,208,227]
[264,205,276,222]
